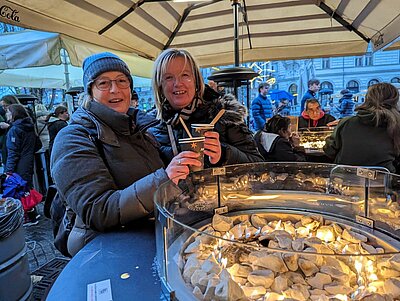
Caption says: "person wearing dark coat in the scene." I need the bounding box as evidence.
[298,98,336,129]
[47,105,69,155]
[338,89,356,118]
[50,52,187,256]
[324,83,400,173]
[254,115,306,162]
[251,82,275,131]
[300,79,320,113]
[4,104,36,188]
[150,48,263,167]
[4,104,40,225]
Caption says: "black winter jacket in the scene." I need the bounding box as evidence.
[150,86,263,166]
[254,131,306,162]
[48,117,68,154]
[323,109,399,173]
[50,101,180,256]
[5,117,36,188]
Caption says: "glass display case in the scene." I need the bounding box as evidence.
[154,163,400,301]
[298,127,334,153]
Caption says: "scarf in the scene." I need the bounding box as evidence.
[161,96,202,126]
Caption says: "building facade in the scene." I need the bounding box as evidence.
[201,48,400,116]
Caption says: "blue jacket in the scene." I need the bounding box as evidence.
[338,93,355,118]
[251,94,274,131]
[300,90,317,113]
[5,117,36,188]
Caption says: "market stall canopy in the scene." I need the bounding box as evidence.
[0,0,399,67]
[0,64,151,89]
[0,64,82,89]
[0,29,154,77]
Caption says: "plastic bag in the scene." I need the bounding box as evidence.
[20,189,43,211]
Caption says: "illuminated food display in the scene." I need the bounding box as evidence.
[155,163,400,300]
[298,127,334,152]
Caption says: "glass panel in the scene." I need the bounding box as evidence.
[154,163,400,300]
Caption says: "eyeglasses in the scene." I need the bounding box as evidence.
[162,73,193,84]
[94,75,130,91]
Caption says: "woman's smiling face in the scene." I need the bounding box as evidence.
[162,56,196,110]
[91,71,131,114]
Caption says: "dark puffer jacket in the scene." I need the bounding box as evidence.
[48,117,68,154]
[323,109,399,172]
[150,87,263,166]
[50,101,180,256]
[338,93,356,118]
[5,117,36,188]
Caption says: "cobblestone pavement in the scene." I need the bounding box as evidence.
[24,203,68,272]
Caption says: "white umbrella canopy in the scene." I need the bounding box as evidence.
[0,0,399,67]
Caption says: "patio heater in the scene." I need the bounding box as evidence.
[208,0,258,125]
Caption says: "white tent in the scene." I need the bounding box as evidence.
[0,30,154,78]
[0,64,82,89]
[0,0,399,67]
[0,29,154,89]
[0,64,151,89]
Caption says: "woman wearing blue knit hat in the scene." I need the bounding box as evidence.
[50,52,194,256]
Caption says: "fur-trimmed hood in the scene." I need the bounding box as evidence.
[199,85,247,126]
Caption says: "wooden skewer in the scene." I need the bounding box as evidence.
[179,117,193,138]
[210,109,226,125]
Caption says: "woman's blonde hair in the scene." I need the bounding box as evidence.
[357,82,400,154]
[152,48,204,119]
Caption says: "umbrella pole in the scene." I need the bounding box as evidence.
[232,0,240,98]
[232,0,240,67]
[62,49,71,90]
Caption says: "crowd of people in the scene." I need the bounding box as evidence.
[1,49,399,258]
[0,94,70,226]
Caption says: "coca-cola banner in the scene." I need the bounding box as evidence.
[0,5,20,23]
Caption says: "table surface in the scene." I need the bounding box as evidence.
[47,219,163,301]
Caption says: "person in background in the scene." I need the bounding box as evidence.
[35,104,50,152]
[338,89,356,118]
[275,98,291,116]
[300,79,320,113]
[298,98,336,129]
[131,89,139,108]
[4,104,39,225]
[208,80,218,92]
[50,52,189,256]
[0,95,21,166]
[254,115,306,162]
[47,106,70,155]
[251,82,274,131]
[391,82,400,111]
[150,48,263,167]
[324,83,400,173]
